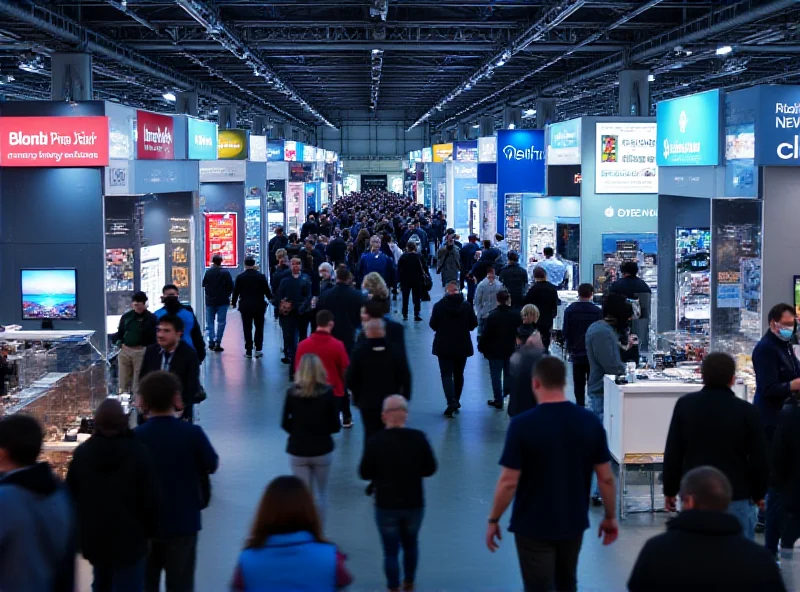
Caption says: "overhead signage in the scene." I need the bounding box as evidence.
[249,135,267,162]
[755,85,800,165]
[432,143,453,162]
[603,206,658,218]
[186,117,217,160]
[453,162,477,179]
[267,140,284,161]
[325,150,336,163]
[104,159,130,195]
[547,118,581,165]
[656,89,721,166]
[454,141,478,162]
[496,129,545,234]
[106,102,135,160]
[421,147,432,163]
[595,122,657,194]
[0,116,110,167]
[137,110,174,160]
[217,129,248,159]
[205,212,238,268]
[478,136,497,163]
[315,147,325,163]
[199,160,246,183]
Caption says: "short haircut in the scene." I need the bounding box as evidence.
[162,284,179,294]
[620,261,639,276]
[486,265,495,274]
[212,254,223,265]
[543,247,554,257]
[603,292,631,320]
[680,466,732,512]
[446,280,460,290]
[495,233,504,241]
[533,356,567,389]
[701,352,736,389]
[0,414,43,466]
[382,394,408,413]
[139,370,182,412]
[497,290,510,305]
[132,291,148,303]
[363,298,389,319]
[94,398,128,438]
[533,266,547,280]
[290,257,303,265]
[508,251,519,263]
[335,265,351,282]
[407,241,417,252]
[316,309,334,327]
[158,314,184,334]
[244,256,256,267]
[482,239,492,250]
[275,248,287,261]
[768,303,795,323]
[577,283,594,299]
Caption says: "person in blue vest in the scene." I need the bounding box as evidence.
[359,235,396,288]
[154,285,206,363]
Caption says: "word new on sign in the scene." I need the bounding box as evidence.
[0,116,109,167]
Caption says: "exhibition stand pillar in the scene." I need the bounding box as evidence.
[51,52,93,101]
[479,117,494,138]
[176,92,198,116]
[618,70,650,117]
[252,116,268,136]
[535,99,556,129]
[218,104,237,129]
[503,107,521,130]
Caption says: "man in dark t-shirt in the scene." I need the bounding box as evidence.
[485,357,618,592]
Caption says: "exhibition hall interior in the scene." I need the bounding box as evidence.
[3,0,800,590]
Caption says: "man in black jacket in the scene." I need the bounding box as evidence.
[628,466,785,592]
[232,256,272,358]
[114,291,158,395]
[202,254,234,352]
[267,226,289,270]
[397,242,426,322]
[772,394,800,554]
[498,251,528,309]
[459,234,480,296]
[139,315,200,423]
[523,266,561,352]
[357,298,406,355]
[562,283,603,407]
[300,214,318,241]
[275,257,313,377]
[318,266,364,354]
[326,231,347,268]
[663,353,768,540]
[507,335,547,418]
[479,290,521,410]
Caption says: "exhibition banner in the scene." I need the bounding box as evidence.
[754,84,800,165]
[432,143,453,162]
[656,89,721,166]
[547,118,581,165]
[284,140,298,161]
[217,129,248,159]
[595,122,657,194]
[106,102,135,160]
[205,212,238,268]
[478,136,497,163]
[186,118,217,160]
[286,182,305,234]
[496,129,545,235]
[249,135,267,162]
[137,110,174,160]
[0,116,110,167]
[454,141,478,162]
[268,141,284,161]
[453,162,479,238]
[422,147,433,163]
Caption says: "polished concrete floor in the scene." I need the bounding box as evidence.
[80,282,800,591]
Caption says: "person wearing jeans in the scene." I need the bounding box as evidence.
[202,253,234,352]
[478,290,520,410]
[205,304,229,351]
[360,396,437,592]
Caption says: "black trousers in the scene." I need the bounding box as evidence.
[401,284,421,317]
[240,309,265,353]
[339,395,352,422]
[514,533,583,592]
[540,325,552,352]
[571,359,590,407]
[145,534,198,592]
[437,357,467,407]
[279,314,300,362]
[361,407,384,449]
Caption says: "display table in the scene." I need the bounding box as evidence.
[0,330,95,341]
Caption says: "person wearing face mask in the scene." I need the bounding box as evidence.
[753,302,800,556]
[154,285,206,363]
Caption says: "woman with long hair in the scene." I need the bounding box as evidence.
[231,476,353,591]
[281,354,341,523]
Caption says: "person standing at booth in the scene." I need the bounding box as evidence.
[202,254,234,353]
[114,291,158,395]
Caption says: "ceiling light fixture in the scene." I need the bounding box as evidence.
[647,74,655,82]
[508,123,516,130]
[716,45,733,56]
[162,92,177,102]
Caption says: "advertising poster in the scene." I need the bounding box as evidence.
[105,248,134,292]
[0,116,110,167]
[595,122,657,194]
[267,179,286,213]
[753,85,800,166]
[267,140,284,161]
[305,182,318,214]
[478,137,497,163]
[286,182,305,234]
[249,135,267,162]
[106,103,135,160]
[657,89,721,167]
[169,217,192,301]
[496,129,545,234]
[284,140,298,162]
[422,147,433,163]
[187,118,217,160]
[137,111,174,160]
[140,244,166,311]
[480,184,497,240]
[504,193,522,254]
[432,143,453,162]
[245,191,262,261]
[217,129,248,159]
[547,118,581,165]
[453,162,478,238]
[21,269,77,320]
[205,212,238,268]
[455,141,478,162]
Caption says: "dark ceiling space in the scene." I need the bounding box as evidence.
[0,1,799,132]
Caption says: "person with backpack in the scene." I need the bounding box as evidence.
[436,234,461,287]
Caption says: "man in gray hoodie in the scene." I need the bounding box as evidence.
[0,414,75,592]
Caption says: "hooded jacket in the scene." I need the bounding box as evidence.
[66,431,160,566]
[430,293,478,359]
[0,462,75,592]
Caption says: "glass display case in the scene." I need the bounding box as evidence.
[676,228,711,333]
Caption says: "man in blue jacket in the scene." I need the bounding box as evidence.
[359,235,395,288]
[154,284,206,363]
[562,283,602,407]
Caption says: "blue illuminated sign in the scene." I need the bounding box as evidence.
[656,89,721,166]
[267,141,284,161]
[496,129,545,234]
[186,118,217,160]
[755,85,800,166]
[547,118,581,165]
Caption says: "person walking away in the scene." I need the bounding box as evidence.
[202,254,234,352]
[436,234,461,287]
[474,265,504,336]
[523,266,560,352]
[358,297,407,356]
[275,257,313,378]
[479,290,521,410]
[359,235,396,289]
[486,357,618,592]
[771,386,800,557]
[347,318,412,449]
[494,233,509,266]
[295,310,352,428]
[628,466,785,592]
[753,302,800,550]
[231,476,353,591]
[282,353,341,522]
[267,226,288,270]
[231,256,272,359]
[66,399,160,592]
[460,234,480,292]
[318,266,365,356]
[507,332,546,418]
[562,283,602,407]
[155,285,206,362]
[270,249,290,321]
[662,353,768,539]
[114,290,157,395]
[430,280,478,418]
[135,371,218,592]
[359,396,438,592]
[326,231,347,268]
[139,315,200,423]
[537,247,567,287]
[397,241,426,322]
[0,414,75,592]
[498,251,528,309]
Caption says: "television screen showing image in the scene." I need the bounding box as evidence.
[21,269,77,320]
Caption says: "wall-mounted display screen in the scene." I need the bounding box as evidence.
[21,269,77,320]
[596,122,657,194]
[676,227,711,332]
[547,165,582,197]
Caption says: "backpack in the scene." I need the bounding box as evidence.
[628,298,642,320]
[407,231,422,249]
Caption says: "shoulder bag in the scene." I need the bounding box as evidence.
[418,256,433,292]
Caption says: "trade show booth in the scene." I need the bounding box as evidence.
[478,136,498,239]
[446,141,479,239]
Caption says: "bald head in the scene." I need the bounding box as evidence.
[680,466,732,512]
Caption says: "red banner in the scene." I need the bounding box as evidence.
[137,110,174,159]
[0,116,109,167]
[205,212,238,268]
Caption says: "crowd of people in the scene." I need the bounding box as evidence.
[0,189,797,591]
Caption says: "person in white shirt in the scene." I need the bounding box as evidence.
[474,265,505,336]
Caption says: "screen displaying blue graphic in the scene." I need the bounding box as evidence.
[656,89,721,166]
[21,269,77,320]
[454,141,478,162]
[496,129,545,234]
[267,141,284,161]
[305,182,319,213]
[755,84,800,166]
[187,118,218,160]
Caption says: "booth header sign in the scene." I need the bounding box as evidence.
[284,140,297,161]
[432,143,453,162]
[205,212,238,268]
[496,129,545,234]
[267,141,284,161]
[0,116,110,167]
[422,147,432,163]
[249,135,267,162]
[218,129,248,159]
[454,141,478,162]
[478,137,497,163]
[547,118,581,165]
[656,89,721,166]
[756,85,800,165]
[137,111,174,160]
[595,122,657,194]
[186,118,217,160]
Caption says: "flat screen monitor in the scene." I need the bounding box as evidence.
[795,275,800,319]
[21,269,77,320]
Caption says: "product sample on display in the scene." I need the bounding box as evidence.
[504,193,522,254]
[140,244,166,311]
[601,233,658,289]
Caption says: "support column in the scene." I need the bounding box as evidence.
[479,117,494,138]
[217,104,237,129]
[175,92,198,116]
[618,70,650,116]
[252,116,267,135]
[443,130,456,143]
[502,107,521,129]
[535,98,557,128]
[457,123,471,141]
[50,53,92,101]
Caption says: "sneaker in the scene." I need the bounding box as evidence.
[444,406,456,418]
[487,400,503,409]
[245,351,253,358]
[254,351,263,358]
[208,341,216,351]
[214,345,225,352]
[414,315,423,322]
[280,357,291,364]
[342,418,353,429]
